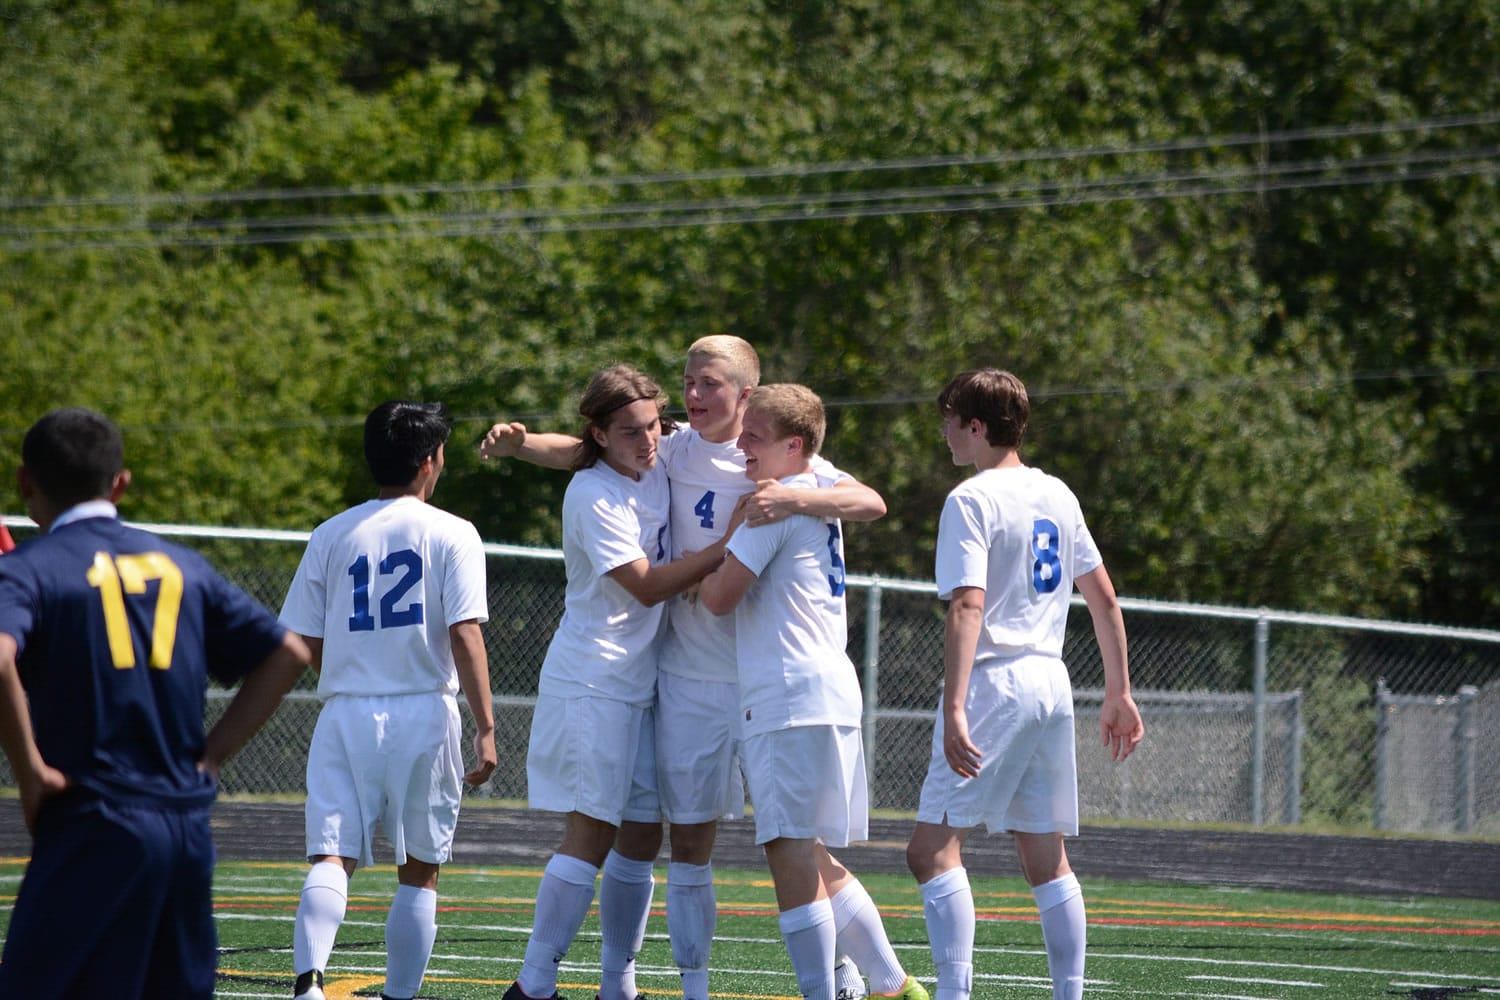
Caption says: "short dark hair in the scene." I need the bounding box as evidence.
[364,401,453,486]
[937,368,1030,449]
[21,407,124,508]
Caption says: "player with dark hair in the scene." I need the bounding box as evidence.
[905,369,1143,1000]
[0,406,311,999]
[281,400,498,1000]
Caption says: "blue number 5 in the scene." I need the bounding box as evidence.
[826,523,846,596]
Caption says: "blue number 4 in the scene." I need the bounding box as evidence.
[347,549,425,631]
[694,490,716,528]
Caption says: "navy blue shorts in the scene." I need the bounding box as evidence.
[0,790,219,999]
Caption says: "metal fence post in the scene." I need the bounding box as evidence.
[1251,615,1268,826]
[1287,691,1303,825]
[1374,678,1390,831]
[1456,684,1479,834]
[863,576,883,794]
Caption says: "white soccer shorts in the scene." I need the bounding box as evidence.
[741,724,868,847]
[304,691,464,868]
[527,693,660,826]
[916,653,1079,835]
[655,670,746,825]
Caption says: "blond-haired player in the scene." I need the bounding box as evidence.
[698,384,925,1000]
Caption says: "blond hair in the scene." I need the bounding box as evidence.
[686,334,760,389]
[746,383,825,456]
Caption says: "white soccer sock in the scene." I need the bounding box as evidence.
[779,899,838,1000]
[518,853,600,998]
[293,862,349,976]
[599,850,655,1000]
[1033,873,1085,1000]
[666,861,716,1000]
[919,867,975,1000]
[830,879,906,995]
[384,884,437,999]
[835,956,867,998]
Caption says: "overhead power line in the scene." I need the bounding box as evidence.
[3,146,1497,252]
[2,110,1497,213]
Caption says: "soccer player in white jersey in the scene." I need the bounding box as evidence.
[903,369,1144,1000]
[697,384,925,1000]
[280,401,499,1000]
[505,365,743,1000]
[483,337,918,1000]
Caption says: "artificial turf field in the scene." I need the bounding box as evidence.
[5,858,1496,999]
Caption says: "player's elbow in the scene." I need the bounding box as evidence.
[700,588,734,616]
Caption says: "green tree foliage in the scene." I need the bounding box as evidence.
[1,0,1496,636]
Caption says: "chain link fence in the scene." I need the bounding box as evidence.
[4,519,1499,837]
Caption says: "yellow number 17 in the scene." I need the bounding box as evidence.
[86,551,184,670]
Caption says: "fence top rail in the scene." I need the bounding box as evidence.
[6,516,1498,644]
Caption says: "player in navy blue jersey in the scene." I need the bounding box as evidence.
[0,407,310,1000]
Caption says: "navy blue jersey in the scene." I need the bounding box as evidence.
[0,515,286,808]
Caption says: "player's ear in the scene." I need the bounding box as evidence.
[108,469,132,503]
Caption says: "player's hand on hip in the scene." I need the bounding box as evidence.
[1099,692,1144,762]
[19,762,69,834]
[479,421,526,460]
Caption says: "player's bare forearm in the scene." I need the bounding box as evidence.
[201,631,311,776]
[747,478,886,526]
[699,553,756,616]
[1077,566,1144,759]
[0,638,67,831]
[450,620,497,785]
[941,589,985,776]
[480,421,579,470]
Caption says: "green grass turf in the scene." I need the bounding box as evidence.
[4,858,1499,998]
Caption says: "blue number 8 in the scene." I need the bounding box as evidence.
[1031,518,1062,593]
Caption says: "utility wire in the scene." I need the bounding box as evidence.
[3,152,1496,252]
[1,111,1497,213]
[4,145,1494,240]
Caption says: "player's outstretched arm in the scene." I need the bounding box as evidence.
[478,421,580,470]
[200,631,312,780]
[1077,565,1143,761]
[450,619,497,787]
[0,634,69,833]
[745,477,886,526]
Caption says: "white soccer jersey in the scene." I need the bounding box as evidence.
[934,465,1102,661]
[723,471,864,738]
[657,428,849,684]
[280,496,489,698]
[538,460,671,706]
